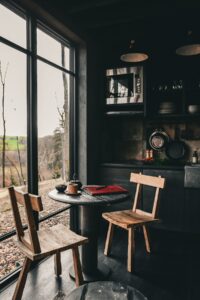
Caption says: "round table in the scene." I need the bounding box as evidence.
[67,281,147,300]
[48,189,130,281]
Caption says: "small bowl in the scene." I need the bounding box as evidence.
[55,184,67,193]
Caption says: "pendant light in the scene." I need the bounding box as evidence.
[176,30,200,56]
[120,40,148,63]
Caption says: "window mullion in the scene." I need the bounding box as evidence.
[27,16,38,195]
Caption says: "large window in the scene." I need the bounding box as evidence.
[0,3,75,281]
[37,27,74,216]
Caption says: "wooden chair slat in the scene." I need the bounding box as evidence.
[135,209,153,217]
[8,187,24,240]
[132,182,141,211]
[23,193,41,253]
[29,194,43,211]
[130,173,165,188]
[14,189,43,212]
[152,187,160,218]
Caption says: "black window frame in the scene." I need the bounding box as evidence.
[0,0,77,285]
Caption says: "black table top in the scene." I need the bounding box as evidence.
[67,281,147,300]
[48,189,130,206]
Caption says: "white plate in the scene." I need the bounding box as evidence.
[65,191,81,196]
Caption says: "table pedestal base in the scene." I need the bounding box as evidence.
[69,262,110,282]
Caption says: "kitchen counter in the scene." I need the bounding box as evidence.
[101,161,185,170]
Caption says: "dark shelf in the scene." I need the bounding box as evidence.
[147,113,200,122]
[106,102,143,107]
[105,111,144,116]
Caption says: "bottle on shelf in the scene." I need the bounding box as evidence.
[145,149,150,160]
[192,150,198,164]
[149,149,154,160]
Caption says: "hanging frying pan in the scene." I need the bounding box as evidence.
[165,127,187,160]
[149,129,169,151]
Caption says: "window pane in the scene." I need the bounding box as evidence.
[0,43,27,236]
[37,28,70,69]
[37,60,71,214]
[0,4,26,48]
[0,237,25,279]
[40,211,70,229]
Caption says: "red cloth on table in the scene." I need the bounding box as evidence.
[83,185,128,196]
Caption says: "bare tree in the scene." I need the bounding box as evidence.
[6,155,22,185]
[56,44,69,182]
[16,136,25,184]
[49,45,69,182]
[0,61,9,187]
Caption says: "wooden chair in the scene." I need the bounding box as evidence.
[102,172,165,273]
[8,186,88,300]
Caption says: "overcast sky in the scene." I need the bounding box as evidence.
[0,4,69,138]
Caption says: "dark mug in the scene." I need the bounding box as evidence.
[70,180,82,190]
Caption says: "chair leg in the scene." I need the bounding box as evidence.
[143,225,151,253]
[54,251,62,276]
[127,227,135,273]
[72,246,83,287]
[104,222,114,256]
[12,257,32,300]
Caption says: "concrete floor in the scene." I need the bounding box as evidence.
[1,228,199,300]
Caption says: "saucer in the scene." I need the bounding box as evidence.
[65,191,81,196]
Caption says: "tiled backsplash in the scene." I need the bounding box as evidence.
[101,119,200,163]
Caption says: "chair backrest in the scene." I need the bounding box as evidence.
[130,172,165,219]
[8,186,43,254]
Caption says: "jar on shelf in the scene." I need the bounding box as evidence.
[192,150,198,164]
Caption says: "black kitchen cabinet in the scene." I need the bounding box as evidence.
[143,169,185,231]
[184,189,200,233]
[184,166,200,232]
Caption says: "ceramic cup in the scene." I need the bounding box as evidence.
[67,183,78,194]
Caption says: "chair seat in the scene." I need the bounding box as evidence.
[15,223,88,261]
[102,210,158,229]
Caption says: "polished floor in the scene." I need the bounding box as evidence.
[1,227,199,300]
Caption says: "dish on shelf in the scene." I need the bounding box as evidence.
[187,105,200,114]
[158,109,175,114]
[158,101,176,114]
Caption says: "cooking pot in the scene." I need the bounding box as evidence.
[149,129,169,151]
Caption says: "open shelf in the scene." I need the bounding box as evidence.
[105,111,144,116]
[147,113,200,122]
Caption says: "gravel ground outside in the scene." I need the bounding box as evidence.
[0,179,70,280]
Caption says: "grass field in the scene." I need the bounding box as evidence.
[0,136,26,151]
